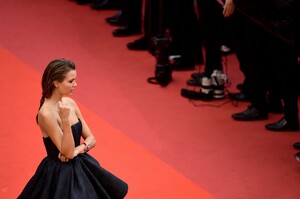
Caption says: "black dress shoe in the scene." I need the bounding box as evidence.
[76,0,93,4]
[107,17,126,27]
[105,11,122,21]
[232,105,268,121]
[112,27,141,37]
[191,72,204,79]
[186,76,202,86]
[127,37,148,50]
[293,142,300,150]
[106,11,126,27]
[91,0,121,10]
[265,117,299,131]
[228,92,251,101]
[294,152,300,162]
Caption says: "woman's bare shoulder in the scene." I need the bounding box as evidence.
[38,106,52,118]
[62,97,77,105]
[38,106,55,124]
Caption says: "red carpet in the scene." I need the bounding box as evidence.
[1,1,300,199]
[0,47,213,198]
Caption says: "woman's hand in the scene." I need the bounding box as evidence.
[58,147,81,162]
[223,0,235,17]
[58,101,70,121]
[73,147,80,157]
[58,152,69,162]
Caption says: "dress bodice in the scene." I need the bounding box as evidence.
[42,119,82,160]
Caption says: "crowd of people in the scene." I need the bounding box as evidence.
[73,0,300,159]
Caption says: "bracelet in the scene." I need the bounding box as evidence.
[82,142,91,152]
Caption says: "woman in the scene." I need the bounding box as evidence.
[18,58,128,199]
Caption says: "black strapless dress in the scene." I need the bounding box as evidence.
[18,119,128,199]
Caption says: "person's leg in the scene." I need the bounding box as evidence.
[112,0,143,36]
[197,0,223,77]
[232,15,273,121]
[266,45,299,131]
[123,0,143,30]
[167,0,199,70]
[226,12,252,101]
[199,0,227,99]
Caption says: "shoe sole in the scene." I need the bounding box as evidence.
[232,115,268,121]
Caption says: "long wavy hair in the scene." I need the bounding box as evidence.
[36,58,76,123]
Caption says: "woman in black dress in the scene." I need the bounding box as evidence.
[18,58,128,199]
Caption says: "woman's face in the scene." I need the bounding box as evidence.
[56,70,77,95]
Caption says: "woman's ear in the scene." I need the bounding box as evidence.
[53,80,59,88]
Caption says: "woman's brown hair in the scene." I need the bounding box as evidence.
[36,58,76,123]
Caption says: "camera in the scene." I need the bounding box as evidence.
[147,35,173,87]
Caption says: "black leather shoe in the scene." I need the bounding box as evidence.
[112,27,141,37]
[187,76,202,86]
[106,11,122,21]
[228,92,251,101]
[265,117,299,131]
[293,142,300,150]
[127,37,148,50]
[232,105,268,121]
[107,18,126,27]
[294,152,300,162]
[76,0,93,5]
[106,11,126,27]
[191,72,204,79]
[91,0,121,10]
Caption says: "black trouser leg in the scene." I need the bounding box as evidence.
[246,21,272,111]
[122,0,143,30]
[167,0,199,66]
[198,0,223,77]
[282,50,300,127]
[227,12,252,94]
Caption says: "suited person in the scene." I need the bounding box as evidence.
[265,0,300,132]
[230,0,286,121]
[232,0,299,127]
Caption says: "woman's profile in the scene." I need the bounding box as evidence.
[18,58,128,199]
